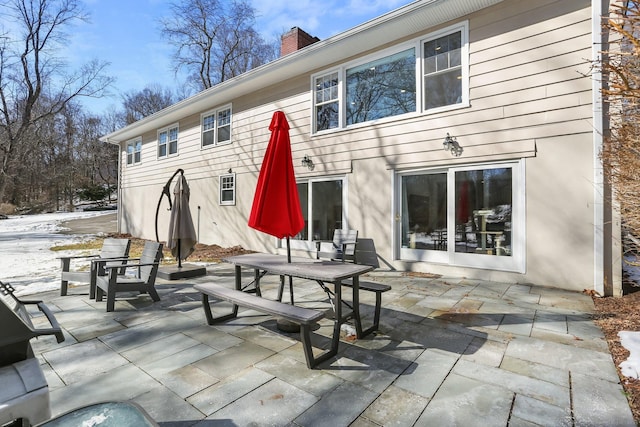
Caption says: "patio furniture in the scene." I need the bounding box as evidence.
[315,229,358,263]
[200,253,374,368]
[35,401,158,426]
[0,281,65,364]
[314,231,389,329]
[59,238,131,298]
[95,241,163,312]
[195,282,325,369]
[0,281,65,426]
[0,357,51,426]
[341,279,391,336]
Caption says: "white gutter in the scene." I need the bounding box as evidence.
[592,0,606,295]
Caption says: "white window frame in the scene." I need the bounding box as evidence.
[395,160,525,273]
[288,175,349,251]
[313,71,340,133]
[219,173,236,205]
[126,137,142,166]
[311,21,469,134]
[158,123,179,158]
[421,22,470,115]
[202,105,232,149]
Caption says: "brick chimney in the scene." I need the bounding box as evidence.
[280,27,320,56]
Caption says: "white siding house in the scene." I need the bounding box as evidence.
[101,0,621,295]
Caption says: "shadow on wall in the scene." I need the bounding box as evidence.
[357,238,395,270]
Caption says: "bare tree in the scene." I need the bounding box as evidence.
[0,0,113,203]
[599,2,640,256]
[122,84,176,124]
[159,0,277,91]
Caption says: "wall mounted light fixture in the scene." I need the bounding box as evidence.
[443,133,463,157]
[301,154,315,170]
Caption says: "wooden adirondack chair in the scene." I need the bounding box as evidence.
[95,241,163,312]
[315,229,358,263]
[59,238,131,298]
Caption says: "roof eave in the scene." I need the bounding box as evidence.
[101,0,504,144]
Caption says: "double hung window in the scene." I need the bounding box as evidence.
[126,138,142,165]
[312,22,468,133]
[314,73,339,132]
[423,31,463,110]
[219,173,235,205]
[158,124,178,158]
[202,106,232,148]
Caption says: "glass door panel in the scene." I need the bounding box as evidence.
[295,183,309,240]
[454,168,512,256]
[401,173,447,251]
[311,180,343,241]
[290,178,346,250]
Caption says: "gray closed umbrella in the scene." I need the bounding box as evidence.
[167,173,197,265]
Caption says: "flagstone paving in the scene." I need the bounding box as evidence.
[24,264,636,426]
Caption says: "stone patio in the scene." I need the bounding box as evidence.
[25,264,635,426]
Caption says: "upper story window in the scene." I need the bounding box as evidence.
[314,73,339,132]
[219,173,235,205]
[158,124,178,158]
[424,31,462,110]
[312,22,468,134]
[126,138,142,165]
[346,48,416,125]
[202,105,232,148]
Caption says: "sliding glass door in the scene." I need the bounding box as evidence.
[398,162,523,272]
[289,177,347,250]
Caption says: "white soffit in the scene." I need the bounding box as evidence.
[103,0,504,143]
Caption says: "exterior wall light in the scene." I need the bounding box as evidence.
[302,154,314,170]
[443,133,463,157]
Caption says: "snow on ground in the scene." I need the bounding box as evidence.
[620,331,640,379]
[0,211,113,296]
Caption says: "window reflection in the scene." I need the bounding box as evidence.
[423,31,462,110]
[400,167,513,257]
[294,180,343,242]
[346,48,416,125]
[455,168,512,256]
[401,173,447,251]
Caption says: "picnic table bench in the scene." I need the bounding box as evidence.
[341,278,391,336]
[194,282,325,368]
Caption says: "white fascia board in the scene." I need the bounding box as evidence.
[101,0,503,144]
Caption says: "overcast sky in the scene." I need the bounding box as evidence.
[68,0,409,114]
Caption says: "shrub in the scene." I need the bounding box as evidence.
[0,203,17,215]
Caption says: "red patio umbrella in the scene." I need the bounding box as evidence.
[248,111,304,259]
[249,111,304,310]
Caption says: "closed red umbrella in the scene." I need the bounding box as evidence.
[248,111,304,251]
[249,111,303,312]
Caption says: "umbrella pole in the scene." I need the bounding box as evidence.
[276,236,298,332]
[177,239,182,268]
[286,237,294,305]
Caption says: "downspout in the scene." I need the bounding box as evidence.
[592,0,614,296]
[105,138,122,235]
